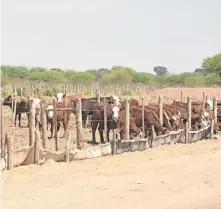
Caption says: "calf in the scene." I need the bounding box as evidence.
[47,99,74,139]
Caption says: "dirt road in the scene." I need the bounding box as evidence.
[2,139,221,209]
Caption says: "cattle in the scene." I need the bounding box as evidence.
[91,102,141,144]
[129,106,169,137]
[120,98,139,108]
[80,95,121,128]
[55,93,89,103]
[46,99,74,139]
[3,95,29,127]
[3,95,42,129]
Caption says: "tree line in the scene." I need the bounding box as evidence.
[1,53,221,87]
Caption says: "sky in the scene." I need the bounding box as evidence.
[1,0,221,73]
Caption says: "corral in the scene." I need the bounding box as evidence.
[1,85,221,209]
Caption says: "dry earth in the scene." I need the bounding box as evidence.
[1,139,221,209]
[142,87,221,103]
[1,87,221,209]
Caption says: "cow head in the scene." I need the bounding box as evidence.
[47,105,54,119]
[3,95,13,106]
[201,113,211,128]
[112,106,120,122]
[109,95,120,106]
[206,100,213,110]
[130,129,143,139]
[171,115,181,129]
[29,97,41,108]
[55,93,66,102]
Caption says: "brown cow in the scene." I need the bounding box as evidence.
[3,95,42,129]
[120,98,139,108]
[47,99,74,139]
[130,106,169,136]
[91,102,141,144]
[141,104,176,131]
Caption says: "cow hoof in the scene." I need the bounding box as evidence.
[91,140,98,145]
[48,137,53,140]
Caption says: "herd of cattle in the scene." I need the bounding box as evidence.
[2,93,221,144]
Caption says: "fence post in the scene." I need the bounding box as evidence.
[65,133,71,162]
[150,125,155,148]
[0,100,3,154]
[28,99,36,146]
[103,101,108,143]
[112,129,116,155]
[187,96,192,130]
[185,122,189,143]
[124,99,130,140]
[6,134,13,170]
[158,96,163,125]
[173,99,176,113]
[34,131,40,164]
[213,96,217,124]
[53,99,58,151]
[181,91,183,102]
[210,119,214,139]
[202,92,205,112]
[141,97,145,138]
[76,98,84,149]
[12,86,17,127]
[40,100,47,149]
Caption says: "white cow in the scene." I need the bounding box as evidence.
[55,92,66,102]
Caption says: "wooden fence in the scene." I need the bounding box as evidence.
[2,83,164,98]
[0,93,218,171]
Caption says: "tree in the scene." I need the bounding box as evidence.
[50,68,64,73]
[194,68,205,75]
[167,74,181,85]
[202,53,221,75]
[1,65,30,78]
[153,66,168,76]
[30,67,47,72]
[132,72,153,84]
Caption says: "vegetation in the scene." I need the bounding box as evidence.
[1,53,221,87]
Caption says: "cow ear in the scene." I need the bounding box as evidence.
[63,94,66,98]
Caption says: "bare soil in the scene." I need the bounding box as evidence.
[2,139,221,209]
[143,87,221,103]
[1,87,221,209]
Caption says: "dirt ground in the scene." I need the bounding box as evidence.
[143,87,221,103]
[1,139,221,209]
[1,105,95,151]
[1,87,221,209]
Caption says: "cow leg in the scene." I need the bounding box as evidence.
[107,129,111,142]
[18,114,22,127]
[82,112,87,128]
[91,121,98,144]
[62,120,69,138]
[55,122,61,138]
[48,121,54,139]
[26,113,30,127]
[98,122,105,144]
